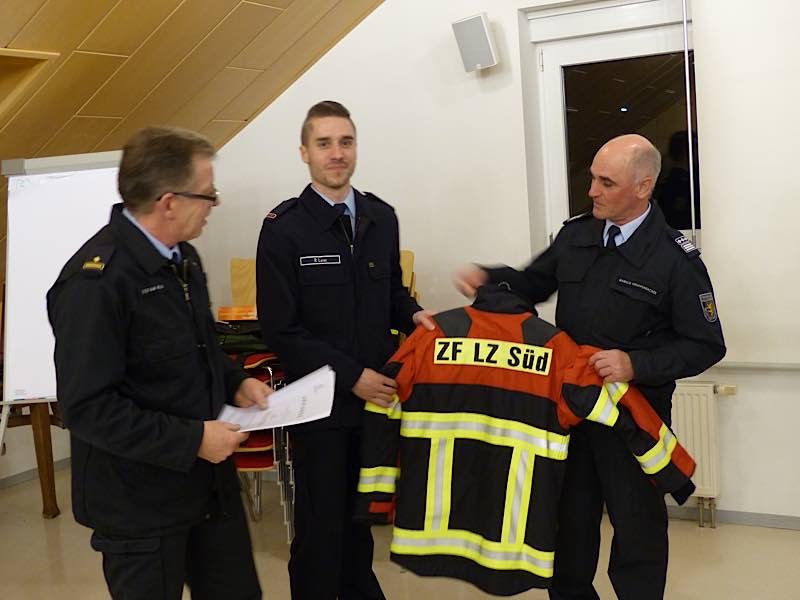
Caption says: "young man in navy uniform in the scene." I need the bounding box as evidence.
[48,126,271,599]
[456,134,726,600]
[256,101,434,599]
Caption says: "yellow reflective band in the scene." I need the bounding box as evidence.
[440,438,455,532]
[434,337,552,376]
[364,396,402,420]
[401,411,569,460]
[501,448,523,543]
[391,527,554,578]
[637,424,678,475]
[425,438,440,531]
[357,466,399,493]
[514,450,535,546]
[586,382,628,427]
[606,381,629,403]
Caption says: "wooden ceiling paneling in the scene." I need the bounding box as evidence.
[0,0,116,131]
[248,0,296,8]
[8,0,116,52]
[0,52,125,158]
[39,116,122,158]
[78,0,183,56]
[169,67,263,132]
[0,0,382,160]
[219,0,379,121]
[80,0,241,118]
[0,0,47,47]
[201,120,249,149]
[95,2,282,151]
[232,0,339,70]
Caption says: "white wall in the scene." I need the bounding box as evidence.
[693,0,800,366]
[691,0,800,517]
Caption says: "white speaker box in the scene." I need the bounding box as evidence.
[451,13,499,72]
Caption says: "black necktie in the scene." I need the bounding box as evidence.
[336,204,353,246]
[606,225,621,249]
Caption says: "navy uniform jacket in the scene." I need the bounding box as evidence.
[486,203,726,420]
[256,185,422,430]
[47,203,248,537]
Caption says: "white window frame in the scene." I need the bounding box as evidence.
[521,0,693,244]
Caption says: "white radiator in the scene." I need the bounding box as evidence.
[670,381,719,499]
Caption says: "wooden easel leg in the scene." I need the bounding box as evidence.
[0,403,10,456]
[30,403,60,518]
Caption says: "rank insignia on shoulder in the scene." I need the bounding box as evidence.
[699,292,718,323]
[264,198,297,222]
[673,234,699,256]
[82,255,105,272]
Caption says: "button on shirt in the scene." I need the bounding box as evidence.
[603,202,651,248]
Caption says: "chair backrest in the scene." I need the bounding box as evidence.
[230,258,256,306]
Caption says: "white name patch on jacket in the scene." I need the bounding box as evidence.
[299,255,341,267]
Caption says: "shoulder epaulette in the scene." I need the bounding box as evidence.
[264,198,298,222]
[562,210,593,226]
[362,191,394,210]
[78,244,115,278]
[668,230,701,258]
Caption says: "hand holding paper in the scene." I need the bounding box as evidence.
[218,365,335,431]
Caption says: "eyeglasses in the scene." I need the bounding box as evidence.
[170,190,219,203]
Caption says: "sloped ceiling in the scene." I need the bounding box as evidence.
[0,0,382,282]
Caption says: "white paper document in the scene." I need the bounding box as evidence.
[218,365,335,431]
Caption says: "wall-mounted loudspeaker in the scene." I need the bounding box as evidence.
[451,13,498,72]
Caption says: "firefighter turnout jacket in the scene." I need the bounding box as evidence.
[355,285,696,596]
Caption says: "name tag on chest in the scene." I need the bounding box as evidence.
[300,255,342,267]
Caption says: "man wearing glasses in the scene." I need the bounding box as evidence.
[48,126,269,599]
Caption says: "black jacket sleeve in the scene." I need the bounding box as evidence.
[483,237,561,305]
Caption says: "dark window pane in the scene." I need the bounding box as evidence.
[563,51,700,229]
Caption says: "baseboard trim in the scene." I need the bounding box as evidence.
[0,458,71,489]
[668,505,800,531]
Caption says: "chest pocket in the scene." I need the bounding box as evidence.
[142,328,199,363]
[298,262,350,286]
[605,275,665,344]
[366,260,391,280]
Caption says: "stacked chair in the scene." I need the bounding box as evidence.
[217,260,294,541]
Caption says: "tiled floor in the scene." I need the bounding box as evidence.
[1,469,799,599]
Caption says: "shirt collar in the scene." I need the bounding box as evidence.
[604,202,651,246]
[122,207,181,261]
[312,185,356,218]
